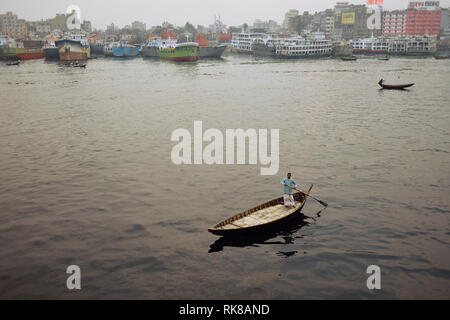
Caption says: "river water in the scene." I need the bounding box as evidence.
[0,55,449,299]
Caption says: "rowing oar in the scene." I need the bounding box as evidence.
[285,185,328,207]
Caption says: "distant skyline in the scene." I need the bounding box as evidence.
[1,0,450,30]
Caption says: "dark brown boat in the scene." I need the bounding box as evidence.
[208,185,313,236]
[378,79,414,90]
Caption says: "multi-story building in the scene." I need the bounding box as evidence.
[334,4,372,40]
[406,2,442,36]
[0,12,27,38]
[383,11,407,36]
[82,20,92,33]
[283,9,299,32]
[131,21,146,32]
[439,8,450,38]
[322,15,335,36]
[0,12,28,39]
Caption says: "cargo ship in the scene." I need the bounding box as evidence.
[43,46,59,60]
[158,41,198,61]
[56,39,88,61]
[195,33,227,59]
[112,42,140,57]
[2,46,44,60]
[91,42,105,55]
[43,36,59,60]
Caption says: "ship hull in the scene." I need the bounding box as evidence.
[56,40,88,61]
[275,53,331,59]
[112,45,140,57]
[2,47,44,60]
[252,43,276,57]
[142,46,158,58]
[91,45,104,55]
[44,47,59,60]
[158,45,198,61]
[198,44,227,58]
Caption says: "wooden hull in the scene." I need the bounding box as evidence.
[208,185,313,236]
[380,83,414,90]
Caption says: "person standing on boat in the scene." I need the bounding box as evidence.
[280,173,298,208]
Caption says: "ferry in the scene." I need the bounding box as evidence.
[252,33,332,58]
[275,33,332,58]
[231,32,267,53]
[351,35,436,56]
[351,37,388,54]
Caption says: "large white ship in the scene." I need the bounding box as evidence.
[231,32,267,53]
[252,32,332,58]
[351,35,436,55]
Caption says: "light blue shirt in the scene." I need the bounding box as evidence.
[280,178,297,195]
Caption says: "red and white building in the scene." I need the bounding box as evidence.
[406,1,442,36]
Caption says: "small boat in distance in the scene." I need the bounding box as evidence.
[378,55,390,61]
[433,54,450,60]
[208,185,313,236]
[341,56,357,61]
[6,61,20,66]
[378,79,414,90]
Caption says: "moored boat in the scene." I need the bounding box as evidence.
[43,46,59,60]
[377,54,390,61]
[112,42,140,57]
[56,39,88,61]
[208,185,313,236]
[158,41,198,61]
[433,54,450,59]
[341,56,357,61]
[2,42,44,60]
[142,37,161,58]
[195,33,227,59]
[198,44,227,59]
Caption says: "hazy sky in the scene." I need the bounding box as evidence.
[1,0,449,29]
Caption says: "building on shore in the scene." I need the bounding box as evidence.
[383,11,407,36]
[406,2,442,36]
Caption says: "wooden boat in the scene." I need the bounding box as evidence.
[378,79,414,90]
[6,61,20,66]
[341,56,357,61]
[433,55,450,60]
[378,55,390,61]
[208,185,313,236]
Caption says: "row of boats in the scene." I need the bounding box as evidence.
[1,35,228,62]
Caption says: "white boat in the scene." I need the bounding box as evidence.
[231,32,267,53]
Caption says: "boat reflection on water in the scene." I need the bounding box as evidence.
[208,209,325,253]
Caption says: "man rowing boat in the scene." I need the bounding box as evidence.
[280,173,298,208]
